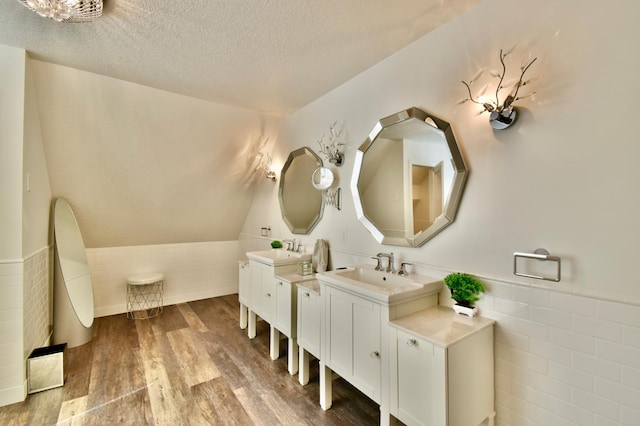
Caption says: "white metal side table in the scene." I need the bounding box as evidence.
[126,272,164,319]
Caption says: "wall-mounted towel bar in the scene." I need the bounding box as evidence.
[513,248,561,282]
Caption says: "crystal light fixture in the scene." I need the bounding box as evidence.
[460,49,538,130]
[16,0,103,23]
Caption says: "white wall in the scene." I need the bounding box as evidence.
[87,241,239,317]
[241,1,640,424]
[32,60,282,248]
[0,47,52,407]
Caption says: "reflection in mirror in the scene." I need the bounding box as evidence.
[279,147,324,234]
[352,107,467,247]
[53,198,94,347]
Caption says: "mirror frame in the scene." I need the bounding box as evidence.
[351,107,467,247]
[278,146,324,234]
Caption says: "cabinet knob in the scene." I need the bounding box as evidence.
[304,292,310,297]
[406,339,417,347]
[370,351,380,358]
[277,282,283,286]
[266,293,271,297]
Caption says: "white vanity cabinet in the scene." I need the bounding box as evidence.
[269,273,316,375]
[389,307,495,426]
[317,276,440,417]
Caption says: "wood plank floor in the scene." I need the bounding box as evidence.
[0,295,381,425]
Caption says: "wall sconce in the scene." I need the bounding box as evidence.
[317,122,345,166]
[15,0,103,22]
[461,49,537,130]
[256,152,277,181]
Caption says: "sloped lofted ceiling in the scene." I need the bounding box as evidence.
[1,0,480,248]
[1,0,480,115]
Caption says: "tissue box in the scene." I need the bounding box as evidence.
[298,261,313,276]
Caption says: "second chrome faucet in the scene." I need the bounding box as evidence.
[376,252,396,274]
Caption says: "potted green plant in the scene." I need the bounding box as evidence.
[443,272,485,317]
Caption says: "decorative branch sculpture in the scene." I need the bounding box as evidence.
[317,121,345,166]
[461,49,538,129]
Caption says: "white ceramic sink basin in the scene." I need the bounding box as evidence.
[317,264,442,303]
[246,249,311,266]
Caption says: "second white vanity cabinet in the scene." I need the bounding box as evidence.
[389,307,495,426]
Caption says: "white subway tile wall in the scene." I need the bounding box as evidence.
[478,279,640,426]
[22,247,51,360]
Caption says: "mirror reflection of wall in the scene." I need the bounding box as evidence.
[279,147,324,234]
[359,137,404,237]
[352,107,467,247]
[53,198,95,348]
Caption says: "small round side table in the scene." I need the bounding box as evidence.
[126,272,164,319]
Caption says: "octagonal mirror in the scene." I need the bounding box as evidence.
[352,107,467,247]
[279,146,324,234]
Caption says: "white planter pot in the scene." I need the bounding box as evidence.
[453,304,478,317]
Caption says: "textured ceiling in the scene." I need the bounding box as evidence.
[0,0,480,115]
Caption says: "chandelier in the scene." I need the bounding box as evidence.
[16,0,103,23]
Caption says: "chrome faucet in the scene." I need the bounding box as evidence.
[282,239,295,251]
[371,255,383,271]
[377,252,396,273]
[398,262,412,276]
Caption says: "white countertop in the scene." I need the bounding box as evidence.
[389,306,495,348]
[297,280,320,295]
[274,272,317,284]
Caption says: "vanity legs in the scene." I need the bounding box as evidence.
[268,326,299,375]
[299,348,311,385]
[319,362,332,410]
[288,338,299,375]
[270,326,280,360]
[248,310,257,339]
[239,303,248,329]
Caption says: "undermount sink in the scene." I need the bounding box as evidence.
[317,264,442,303]
[246,249,311,266]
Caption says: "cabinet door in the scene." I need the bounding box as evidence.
[249,261,264,316]
[275,280,292,337]
[326,287,381,403]
[298,288,321,357]
[352,297,381,402]
[396,329,446,426]
[261,274,276,323]
[238,262,250,305]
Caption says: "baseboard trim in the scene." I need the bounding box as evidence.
[94,287,238,318]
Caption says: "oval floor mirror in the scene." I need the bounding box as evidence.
[53,198,95,348]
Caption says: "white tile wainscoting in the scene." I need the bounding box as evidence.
[0,246,51,407]
[87,241,240,317]
[475,279,640,426]
[22,247,51,364]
